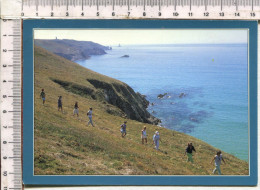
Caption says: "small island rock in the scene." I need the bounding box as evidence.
[157,93,168,99]
[121,55,130,58]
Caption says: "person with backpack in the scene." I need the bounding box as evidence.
[211,150,226,175]
[73,101,79,117]
[58,96,62,111]
[185,142,196,163]
[120,121,127,137]
[153,131,161,150]
[40,89,46,104]
[141,126,147,144]
[87,108,94,127]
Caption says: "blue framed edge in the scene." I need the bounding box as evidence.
[23,19,258,186]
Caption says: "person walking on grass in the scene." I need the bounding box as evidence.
[211,150,226,175]
[40,89,46,104]
[73,101,79,117]
[153,131,161,150]
[120,121,127,137]
[141,126,147,144]
[87,108,95,127]
[185,142,196,163]
[58,96,62,112]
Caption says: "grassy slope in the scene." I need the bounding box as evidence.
[34,46,248,175]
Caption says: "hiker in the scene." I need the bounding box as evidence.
[211,150,226,175]
[73,101,79,117]
[141,126,147,144]
[58,96,62,111]
[87,108,94,127]
[120,121,127,137]
[185,142,196,163]
[153,131,161,150]
[40,89,45,104]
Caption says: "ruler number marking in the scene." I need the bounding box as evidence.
[204,12,209,17]
[3,171,8,176]
[173,12,179,16]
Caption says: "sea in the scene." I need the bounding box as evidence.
[76,44,249,161]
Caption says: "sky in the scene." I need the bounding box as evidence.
[34,29,248,46]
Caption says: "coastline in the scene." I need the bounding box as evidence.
[76,44,249,162]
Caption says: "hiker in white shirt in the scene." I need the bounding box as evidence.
[153,131,162,150]
[211,150,226,175]
[87,107,95,127]
[141,126,147,144]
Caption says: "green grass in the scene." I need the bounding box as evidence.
[34,46,249,175]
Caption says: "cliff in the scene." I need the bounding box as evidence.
[34,39,110,61]
[35,46,159,125]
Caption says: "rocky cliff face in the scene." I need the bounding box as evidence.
[87,79,160,125]
[35,39,110,61]
[52,78,160,125]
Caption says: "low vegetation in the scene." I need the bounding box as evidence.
[34,46,248,175]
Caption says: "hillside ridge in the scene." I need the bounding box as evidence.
[35,39,111,61]
[35,45,160,125]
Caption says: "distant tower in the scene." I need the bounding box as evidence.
[56,37,58,40]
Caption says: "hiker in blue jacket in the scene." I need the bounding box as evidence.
[120,121,127,137]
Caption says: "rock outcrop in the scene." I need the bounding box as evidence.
[86,79,160,125]
[157,93,168,99]
[120,55,129,58]
[51,77,160,125]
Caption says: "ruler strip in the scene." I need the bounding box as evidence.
[1,19,22,190]
[1,0,260,19]
[19,0,260,7]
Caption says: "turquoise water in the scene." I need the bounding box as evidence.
[76,44,248,161]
